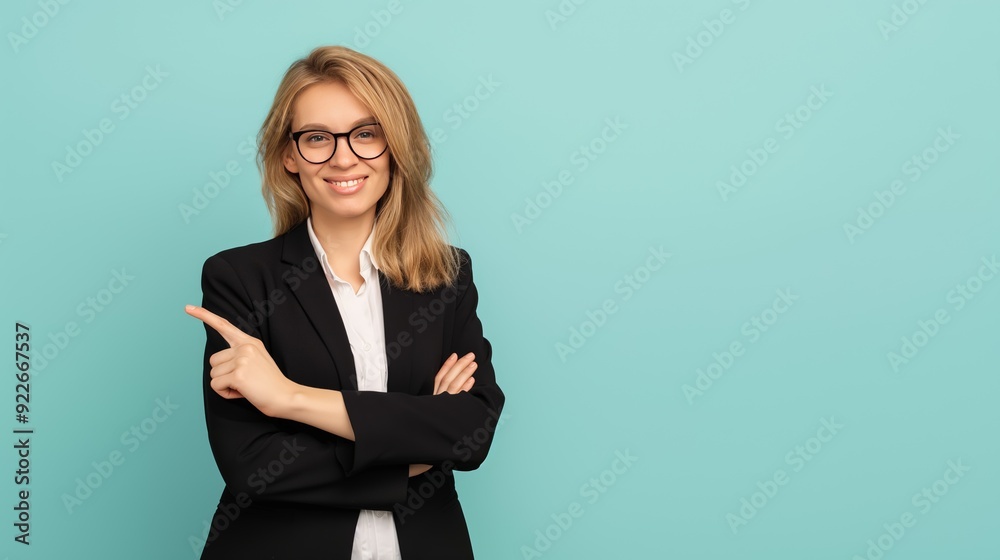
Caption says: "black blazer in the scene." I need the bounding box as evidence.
[196,219,505,559]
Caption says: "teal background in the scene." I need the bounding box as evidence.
[2,0,998,558]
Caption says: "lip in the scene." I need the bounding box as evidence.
[323,175,368,195]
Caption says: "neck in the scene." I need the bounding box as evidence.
[310,208,375,263]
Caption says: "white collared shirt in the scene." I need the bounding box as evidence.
[306,216,402,560]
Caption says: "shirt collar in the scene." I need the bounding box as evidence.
[305,216,380,281]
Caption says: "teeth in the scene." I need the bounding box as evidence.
[328,177,365,187]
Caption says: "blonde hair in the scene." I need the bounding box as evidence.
[256,45,459,292]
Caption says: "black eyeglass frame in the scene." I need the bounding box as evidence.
[288,122,388,163]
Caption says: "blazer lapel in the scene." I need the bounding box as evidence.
[280,220,414,394]
[378,269,414,394]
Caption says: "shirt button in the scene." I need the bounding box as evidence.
[375,511,384,518]
[363,343,371,351]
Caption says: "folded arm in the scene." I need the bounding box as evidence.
[199,248,505,499]
[336,249,506,475]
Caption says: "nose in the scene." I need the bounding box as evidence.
[328,136,359,168]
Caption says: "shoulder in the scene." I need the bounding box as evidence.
[447,245,475,281]
[200,230,290,283]
[209,237,282,264]
[449,245,470,264]
[204,238,279,267]
[444,245,485,303]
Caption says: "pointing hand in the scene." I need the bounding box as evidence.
[185,304,296,418]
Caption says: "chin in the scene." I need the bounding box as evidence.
[318,202,380,219]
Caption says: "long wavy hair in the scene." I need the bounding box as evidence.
[256,45,459,292]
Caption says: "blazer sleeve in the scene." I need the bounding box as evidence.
[339,248,506,475]
[199,254,409,510]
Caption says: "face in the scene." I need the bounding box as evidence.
[283,80,391,225]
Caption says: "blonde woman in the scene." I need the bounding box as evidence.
[185,45,504,559]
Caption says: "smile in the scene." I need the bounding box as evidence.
[323,176,367,193]
[325,177,366,187]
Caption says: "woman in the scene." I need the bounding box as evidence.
[184,45,505,559]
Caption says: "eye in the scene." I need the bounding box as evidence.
[305,132,332,143]
[352,125,382,142]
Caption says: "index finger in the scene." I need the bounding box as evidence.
[185,304,250,348]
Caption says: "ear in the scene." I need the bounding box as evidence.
[282,142,300,174]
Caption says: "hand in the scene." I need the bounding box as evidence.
[185,304,297,418]
[408,464,432,477]
[409,353,479,477]
[433,352,477,395]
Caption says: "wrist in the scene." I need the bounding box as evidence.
[274,384,354,440]
[276,380,308,420]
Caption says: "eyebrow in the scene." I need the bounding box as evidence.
[295,116,377,131]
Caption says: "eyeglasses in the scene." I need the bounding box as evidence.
[289,122,388,164]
